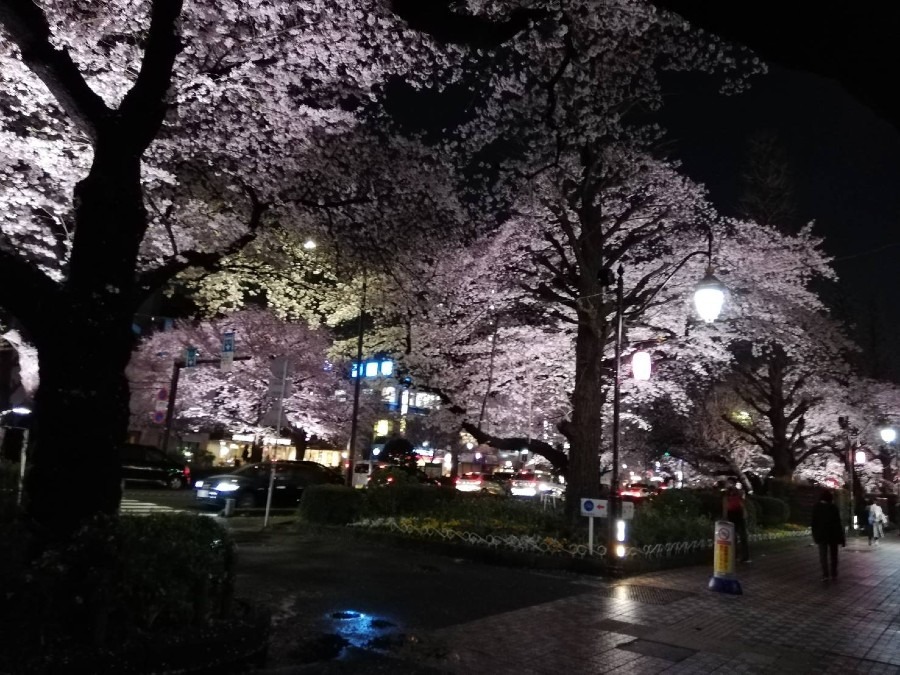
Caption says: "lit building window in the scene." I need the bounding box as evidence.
[352,359,395,378]
[382,386,396,403]
[413,392,439,409]
[374,419,390,437]
[401,389,409,415]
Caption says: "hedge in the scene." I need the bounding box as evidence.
[364,484,456,517]
[299,484,364,525]
[750,494,790,527]
[0,513,242,673]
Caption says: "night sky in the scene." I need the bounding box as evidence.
[660,66,900,381]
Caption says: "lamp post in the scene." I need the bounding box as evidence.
[606,242,725,567]
[838,416,862,532]
[1,406,31,506]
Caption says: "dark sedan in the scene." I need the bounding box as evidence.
[120,443,191,489]
[193,460,343,509]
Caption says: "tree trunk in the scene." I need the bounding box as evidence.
[565,317,605,519]
[768,446,794,479]
[22,140,146,539]
[25,311,135,537]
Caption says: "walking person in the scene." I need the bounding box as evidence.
[811,490,846,581]
[723,480,751,563]
[866,498,886,546]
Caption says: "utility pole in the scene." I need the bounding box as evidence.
[346,271,367,487]
[160,356,250,452]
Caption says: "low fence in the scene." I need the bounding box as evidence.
[350,517,812,563]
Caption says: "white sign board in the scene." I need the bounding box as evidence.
[579,498,634,519]
[580,498,608,517]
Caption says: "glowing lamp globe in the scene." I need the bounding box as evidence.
[693,270,726,323]
[632,351,652,381]
[855,450,868,465]
[881,428,897,444]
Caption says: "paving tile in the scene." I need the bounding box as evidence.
[416,537,900,674]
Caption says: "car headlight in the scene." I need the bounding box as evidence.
[214,482,240,492]
[194,480,204,488]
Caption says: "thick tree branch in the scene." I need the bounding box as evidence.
[0,0,109,140]
[136,184,268,298]
[461,422,569,473]
[0,248,60,328]
[119,0,184,152]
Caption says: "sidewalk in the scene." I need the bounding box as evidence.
[423,534,900,674]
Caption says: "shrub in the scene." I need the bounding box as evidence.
[630,507,712,547]
[427,494,572,539]
[365,484,453,516]
[644,489,703,518]
[0,513,237,672]
[300,484,364,525]
[750,495,790,527]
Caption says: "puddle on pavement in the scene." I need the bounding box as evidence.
[287,609,417,663]
[329,610,398,648]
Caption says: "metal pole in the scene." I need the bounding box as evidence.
[608,265,624,565]
[16,428,28,507]
[849,439,856,533]
[274,357,288,445]
[161,359,183,453]
[345,270,367,487]
[263,460,276,527]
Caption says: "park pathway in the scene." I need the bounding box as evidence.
[426,534,900,674]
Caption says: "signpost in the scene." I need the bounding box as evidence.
[152,387,168,424]
[709,520,742,595]
[581,498,606,555]
[580,498,634,556]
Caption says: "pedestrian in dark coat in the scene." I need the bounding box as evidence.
[811,490,846,581]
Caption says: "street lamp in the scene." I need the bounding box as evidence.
[631,350,652,381]
[607,239,725,566]
[880,427,897,444]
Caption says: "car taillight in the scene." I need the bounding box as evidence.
[183,466,191,478]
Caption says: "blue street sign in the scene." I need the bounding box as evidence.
[185,346,198,367]
[221,331,236,371]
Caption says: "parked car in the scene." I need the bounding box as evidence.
[351,460,376,489]
[510,470,565,498]
[193,460,343,509]
[367,465,438,487]
[619,483,658,499]
[120,443,191,489]
[455,472,507,495]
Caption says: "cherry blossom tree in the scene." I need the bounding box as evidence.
[128,309,359,458]
[0,0,467,534]
[723,321,852,479]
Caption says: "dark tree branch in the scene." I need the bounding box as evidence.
[136,184,268,299]
[0,0,109,140]
[0,247,60,328]
[461,422,569,473]
[119,0,184,152]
